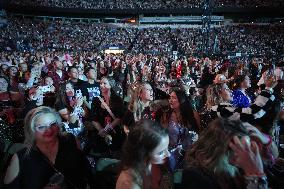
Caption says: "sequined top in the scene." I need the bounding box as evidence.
[232,89,253,108]
[0,119,13,142]
[168,119,198,151]
[200,108,215,129]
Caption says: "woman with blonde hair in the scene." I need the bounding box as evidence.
[123,82,157,134]
[129,82,155,121]
[200,74,277,129]
[4,106,93,189]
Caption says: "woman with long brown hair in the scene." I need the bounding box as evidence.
[158,87,198,171]
[54,81,85,137]
[88,77,126,154]
[116,119,170,189]
[182,118,268,189]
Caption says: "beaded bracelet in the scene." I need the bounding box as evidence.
[244,175,268,189]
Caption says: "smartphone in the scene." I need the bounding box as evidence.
[75,90,82,98]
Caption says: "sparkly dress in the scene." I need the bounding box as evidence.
[167,119,198,171]
[200,108,215,129]
[232,89,253,108]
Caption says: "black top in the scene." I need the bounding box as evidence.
[80,81,101,106]
[181,167,244,189]
[4,134,92,189]
[90,91,125,126]
[54,99,79,129]
[89,91,126,152]
[69,79,85,92]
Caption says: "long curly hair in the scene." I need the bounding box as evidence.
[128,82,152,122]
[205,83,226,109]
[120,119,168,188]
[185,118,248,176]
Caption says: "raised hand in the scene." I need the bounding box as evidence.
[229,136,265,176]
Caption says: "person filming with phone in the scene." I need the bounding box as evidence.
[54,81,86,138]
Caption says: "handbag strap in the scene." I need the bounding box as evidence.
[97,96,116,120]
[34,146,78,189]
[34,146,62,173]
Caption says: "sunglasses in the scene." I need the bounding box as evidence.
[35,120,58,132]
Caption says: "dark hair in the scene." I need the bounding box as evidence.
[169,88,198,131]
[120,119,168,187]
[254,100,280,134]
[55,81,73,111]
[233,75,247,90]
[67,66,78,73]
[84,66,96,75]
[276,61,284,67]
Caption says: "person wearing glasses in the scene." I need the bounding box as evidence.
[3,106,93,189]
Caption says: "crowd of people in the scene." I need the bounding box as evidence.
[0,16,284,189]
[1,17,284,59]
[8,0,284,9]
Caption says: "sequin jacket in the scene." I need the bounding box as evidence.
[212,89,275,124]
[232,90,254,108]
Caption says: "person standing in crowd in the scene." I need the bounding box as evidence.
[1,64,9,77]
[200,81,231,129]
[2,66,23,112]
[88,77,126,155]
[67,66,85,91]
[48,60,68,89]
[97,60,112,80]
[232,75,254,108]
[17,62,28,83]
[81,67,101,110]
[275,61,284,80]
[3,106,93,189]
[0,76,13,108]
[158,88,198,171]
[113,61,128,99]
[41,76,56,107]
[182,118,269,189]
[7,66,20,93]
[0,76,15,125]
[116,119,170,189]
